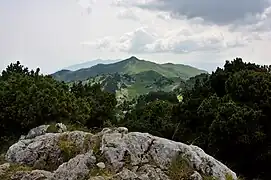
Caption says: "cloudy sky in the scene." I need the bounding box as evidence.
[1,0,271,74]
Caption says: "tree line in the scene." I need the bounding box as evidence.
[0,61,116,148]
[0,59,270,179]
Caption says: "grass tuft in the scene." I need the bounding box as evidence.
[168,154,194,180]
[0,164,33,180]
[58,135,81,162]
[46,123,58,133]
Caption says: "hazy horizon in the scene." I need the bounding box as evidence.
[53,56,220,74]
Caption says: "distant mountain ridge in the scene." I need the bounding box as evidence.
[64,59,121,71]
[52,56,207,82]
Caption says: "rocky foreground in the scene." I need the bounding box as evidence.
[0,124,237,180]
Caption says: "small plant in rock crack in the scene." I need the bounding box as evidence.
[202,176,219,180]
[83,133,92,152]
[168,154,194,180]
[91,136,102,155]
[58,135,81,162]
[225,173,244,180]
[46,123,58,133]
[88,166,112,178]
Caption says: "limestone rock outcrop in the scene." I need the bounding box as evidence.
[1,126,237,180]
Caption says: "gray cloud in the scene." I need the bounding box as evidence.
[115,0,270,25]
[231,6,271,32]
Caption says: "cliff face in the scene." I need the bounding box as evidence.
[1,124,237,180]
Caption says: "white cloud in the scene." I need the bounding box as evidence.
[156,12,172,20]
[116,8,141,21]
[83,22,259,54]
[82,27,158,53]
[112,0,156,7]
[76,0,96,14]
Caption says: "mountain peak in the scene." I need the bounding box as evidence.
[127,56,139,61]
[52,57,207,82]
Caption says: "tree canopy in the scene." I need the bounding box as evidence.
[0,61,116,146]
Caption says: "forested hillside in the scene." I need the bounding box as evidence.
[0,58,270,179]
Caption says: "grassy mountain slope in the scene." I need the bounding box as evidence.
[160,63,208,79]
[52,56,207,82]
[81,71,186,101]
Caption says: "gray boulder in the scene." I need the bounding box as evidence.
[6,131,92,169]
[100,129,237,180]
[24,123,67,140]
[53,152,96,180]
[25,125,50,139]
[4,126,238,180]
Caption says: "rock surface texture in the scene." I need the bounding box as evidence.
[1,126,237,180]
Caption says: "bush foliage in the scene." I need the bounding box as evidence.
[0,61,116,146]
